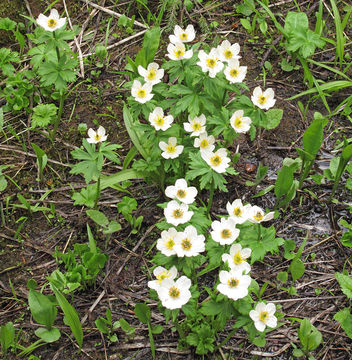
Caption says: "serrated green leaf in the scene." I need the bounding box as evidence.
[335,272,352,299]
[334,308,352,339]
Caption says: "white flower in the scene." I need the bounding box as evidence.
[164,200,193,226]
[194,132,215,152]
[169,25,196,43]
[131,80,154,104]
[36,9,66,32]
[174,225,205,257]
[210,218,239,245]
[138,62,164,85]
[251,86,276,110]
[157,276,192,310]
[224,59,247,83]
[248,205,274,224]
[167,42,193,61]
[217,270,251,301]
[222,244,251,274]
[149,107,174,131]
[147,266,178,291]
[249,302,277,332]
[217,40,241,62]
[197,48,224,78]
[201,148,231,173]
[156,228,178,256]
[230,110,252,134]
[226,199,251,224]
[183,114,206,137]
[159,137,184,159]
[165,178,197,204]
[86,126,107,144]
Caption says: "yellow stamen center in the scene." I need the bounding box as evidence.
[224,50,233,59]
[258,96,267,105]
[175,49,184,58]
[169,286,180,298]
[155,116,165,126]
[221,229,232,239]
[166,238,175,249]
[156,271,169,283]
[172,209,183,218]
[192,122,201,131]
[181,238,192,250]
[210,155,222,167]
[230,69,239,78]
[180,32,188,40]
[200,139,209,148]
[167,145,176,153]
[137,89,146,98]
[147,70,156,80]
[176,189,186,198]
[254,212,264,221]
[259,311,269,322]
[94,134,101,141]
[233,252,244,265]
[234,117,242,128]
[206,58,216,68]
[234,207,242,217]
[228,277,239,288]
[48,19,57,28]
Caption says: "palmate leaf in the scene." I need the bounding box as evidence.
[38,54,78,91]
[335,272,352,299]
[334,308,352,339]
[239,225,284,263]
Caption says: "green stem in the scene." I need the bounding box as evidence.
[53,31,60,62]
[257,223,262,241]
[94,176,101,209]
[207,180,215,214]
[51,92,64,141]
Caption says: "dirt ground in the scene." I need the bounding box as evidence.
[1,0,352,359]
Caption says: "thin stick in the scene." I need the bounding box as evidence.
[82,29,148,57]
[81,0,148,29]
[62,0,85,78]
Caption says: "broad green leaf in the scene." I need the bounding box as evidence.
[86,210,109,227]
[298,318,322,351]
[289,258,305,281]
[134,303,150,324]
[28,289,57,329]
[34,327,61,343]
[100,168,139,190]
[302,114,327,156]
[335,272,352,299]
[264,109,283,129]
[334,308,352,339]
[0,322,15,354]
[51,285,83,348]
[275,165,294,200]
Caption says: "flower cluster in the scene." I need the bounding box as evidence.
[149,178,202,309]
[129,24,278,177]
[210,199,274,306]
[140,24,281,337]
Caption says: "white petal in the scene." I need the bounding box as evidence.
[50,9,60,20]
